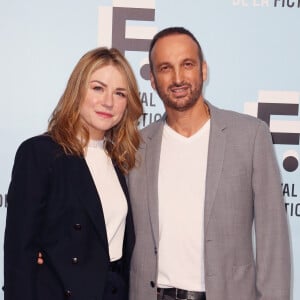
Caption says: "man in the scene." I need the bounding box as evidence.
[128,27,291,300]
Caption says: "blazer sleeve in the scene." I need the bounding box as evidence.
[252,121,291,300]
[4,138,52,300]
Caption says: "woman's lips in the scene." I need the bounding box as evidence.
[96,111,113,118]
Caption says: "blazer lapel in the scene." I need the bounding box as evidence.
[145,120,165,247]
[143,105,227,241]
[204,103,226,233]
[73,156,109,254]
[114,165,135,259]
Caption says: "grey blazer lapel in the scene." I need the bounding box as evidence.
[143,105,227,240]
[144,119,165,247]
[204,103,226,233]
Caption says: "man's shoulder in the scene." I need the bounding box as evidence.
[211,103,265,129]
[140,118,164,138]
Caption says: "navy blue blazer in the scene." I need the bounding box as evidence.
[4,134,135,300]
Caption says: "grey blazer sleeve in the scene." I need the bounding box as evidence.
[252,121,291,299]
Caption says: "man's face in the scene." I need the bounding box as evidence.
[150,34,207,112]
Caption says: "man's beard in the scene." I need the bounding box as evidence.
[155,80,203,112]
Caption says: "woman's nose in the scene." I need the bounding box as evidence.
[101,92,113,107]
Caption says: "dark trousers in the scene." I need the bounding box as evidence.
[157,294,173,300]
[102,269,127,300]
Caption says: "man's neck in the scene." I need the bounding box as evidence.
[165,100,210,137]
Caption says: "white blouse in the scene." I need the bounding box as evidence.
[85,139,127,261]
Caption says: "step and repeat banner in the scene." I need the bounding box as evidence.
[0,0,299,298]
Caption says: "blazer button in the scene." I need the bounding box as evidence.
[64,290,72,297]
[150,281,155,288]
[73,223,82,230]
[71,257,78,264]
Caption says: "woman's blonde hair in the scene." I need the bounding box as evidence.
[48,47,143,173]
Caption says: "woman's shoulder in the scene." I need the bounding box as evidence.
[15,134,64,162]
[19,133,60,151]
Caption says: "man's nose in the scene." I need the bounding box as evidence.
[173,67,183,84]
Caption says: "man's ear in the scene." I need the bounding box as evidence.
[150,72,156,90]
[202,61,207,81]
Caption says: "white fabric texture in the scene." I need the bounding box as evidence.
[157,120,210,291]
[85,140,127,261]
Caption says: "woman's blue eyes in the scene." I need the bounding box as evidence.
[116,92,126,98]
[92,86,126,98]
[93,86,103,91]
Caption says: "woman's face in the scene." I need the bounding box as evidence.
[80,64,128,140]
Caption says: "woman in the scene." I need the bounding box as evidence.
[4,47,143,300]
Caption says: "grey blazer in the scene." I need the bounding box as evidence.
[128,102,290,300]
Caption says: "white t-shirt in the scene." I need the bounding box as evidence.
[158,120,210,291]
[85,140,127,261]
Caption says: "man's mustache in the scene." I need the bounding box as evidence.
[169,82,191,89]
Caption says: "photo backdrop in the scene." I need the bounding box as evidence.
[0,0,299,298]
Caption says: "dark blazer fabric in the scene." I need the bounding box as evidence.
[4,134,135,300]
